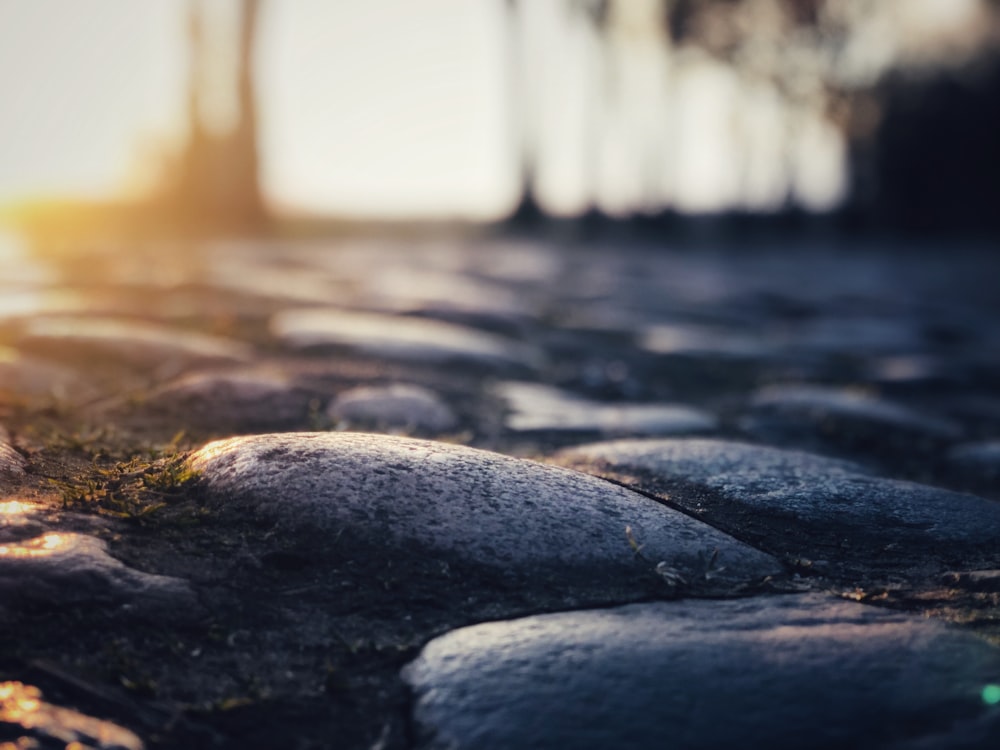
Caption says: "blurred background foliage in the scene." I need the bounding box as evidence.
[0,0,997,242]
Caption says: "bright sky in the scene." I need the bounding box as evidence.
[0,0,986,219]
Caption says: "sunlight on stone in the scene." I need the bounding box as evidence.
[0,500,34,516]
[0,681,144,750]
[0,532,68,559]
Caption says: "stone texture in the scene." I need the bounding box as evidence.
[0,530,195,618]
[0,681,144,750]
[404,594,1000,750]
[556,438,1000,579]
[741,384,963,454]
[327,384,458,433]
[189,433,781,592]
[498,381,716,436]
[270,308,542,371]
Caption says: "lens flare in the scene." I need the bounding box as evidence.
[983,684,1000,706]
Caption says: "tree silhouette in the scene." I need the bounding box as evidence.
[161,0,266,234]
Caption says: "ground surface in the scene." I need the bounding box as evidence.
[1,233,999,748]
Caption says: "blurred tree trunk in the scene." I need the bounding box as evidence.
[165,0,266,234]
[504,0,544,228]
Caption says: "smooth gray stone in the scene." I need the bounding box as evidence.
[498,381,717,436]
[270,308,542,371]
[742,384,963,446]
[0,530,196,619]
[556,438,1000,578]
[328,384,459,433]
[189,433,781,592]
[17,316,253,370]
[0,681,144,750]
[404,594,1000,750]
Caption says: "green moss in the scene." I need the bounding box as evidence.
[55,452,200,521]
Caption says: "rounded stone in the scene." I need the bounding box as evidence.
[498,381,717,436]
[327,384,459,433]
[17,316,253,371]
[143,369,320,430]
[556,438,1000,579]
[947,441,1000,492]
[189,433,781,592]
[741,384,963,452]
[0,531,196,619]
[404,594,1000,750]
[270,308,542,371]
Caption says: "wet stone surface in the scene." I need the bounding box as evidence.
[556,438,1000,581]
[189,432,781,595]
[405,594,1000,750]
[0,237,999,749]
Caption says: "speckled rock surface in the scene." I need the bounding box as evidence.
[405,594,1000,750]
[556,438,1000,580]
[189,432,781,593]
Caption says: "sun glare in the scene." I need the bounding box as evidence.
[0,533,70,559]
[0,501,35,516]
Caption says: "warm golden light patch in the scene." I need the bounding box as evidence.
[0,500,34,516]
[0,681,43,724]
[0,681,144,750]
[0,533,69,559]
